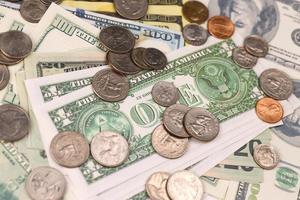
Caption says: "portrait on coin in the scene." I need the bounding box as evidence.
[256,147,277,165]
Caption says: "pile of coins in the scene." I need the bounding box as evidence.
[113,0,148,20]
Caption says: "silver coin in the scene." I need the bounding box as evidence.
[183,24,208,46]
[145,172,171,200]
[253,144,280,170]
[50,131,90,168]
[26,166,67,200]
[107,51,141,75]
[114,0,148,20]
[151,124,188,159]
[20,0,47,23]
[91,131,129,167]
[92,69,130,102]
[163,104,190,138]
[0,64,9,90]
[244,35,269,57]
[0,104,30,142]
[131,47,151,70]
[184,107,219,141]
[151,81,179,107]
[99,26,135,53]
[166,170,203,200]
[232,47,258,69]
[143,48,168,70]
[259,68,293,100]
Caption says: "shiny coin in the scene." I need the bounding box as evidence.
[91,131,129,167]
[107,51,141,75]
[26,166,67,200]
[244,35,269,57]
[152,124,188,159]
[92,69,129,102]
[232,47,258,69]
[143,48,168,70]
[256,97,283,123]
[114,0,148,20]
[0,50,23,66]
[163,104,190,138]
[253,144,280,170]
[145,172,171,200]
[182,1,209,24]
[131,47,151,70]
[20,0,47,23]
[207,16,235,39]
[183,24,208,46]
[259,68,293,100]
[0,104,30,142]
[99,26,135,53]
[184,107,219,141]
[0,64,9,90]
[50,131,90,168]
[151,81,179,107]
[167,170,203,200]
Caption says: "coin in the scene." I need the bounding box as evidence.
[107,51,141,75]
[143,48,168,70]
[253,144,280,170]
[207,16,235,39]
[92,69,130,102]
[232,47,258,69]
[152,124,188,159]
[0,104,30,142]
[151,81,179,107]
[256,97,283,123]
[99,26,135,53]
[145,172,171,200]
[183,24,208,46]
[244,35,269,57]
[91,131,129,167]
[26,166,67,200]
[20,0,47,23]
[259,68,293,100]
[166,170,203,200]
[163,104,190,138]
[114,0,148,20]
[0,64,9,90]
[182,1,209,24]
[184,107,219,141]
[0,50,23,66]
[50,131,90,168]
[131,47,151,70]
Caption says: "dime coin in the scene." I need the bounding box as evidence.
[20,0,47,23]
[163,104,190,138]
[152,124,188,159]
[0,64,10,90]
[114,0,148,20]
[184,107,219,141]
[207,16,235,39]
[256,97,283,123]
[259,68,293,100]
[182,1,209,24]
[143,48,168,70]
[253,144,280,170]
[92,69,130,102]
[183,24,208,46]
[151,81,179,107]
[145,172,171,200]
[107,51,141,75]
[0,104,30,142]
[0,50,23,66]
[26,166,67,200]
[91,131,129,167]
[232,47,258,69]
[166,170,203,200]
[244,35,269,57]
[99,26,135,53]
[50,131,90,168]
[131,47,151,70]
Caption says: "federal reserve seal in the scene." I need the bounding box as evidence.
[291,29,300,47]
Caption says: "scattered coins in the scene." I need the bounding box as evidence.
[256,97,283,123]
[253,144,280,170]
[114,0,148,20]
[131,47,151,70]
[244,35,269,57]
[232,47,258,69]
[20,0,47,23]
[145,172,171,200]
[0,64,10,90]
[207,16,235,39]
[151,81,179,107]
[182,1,209,24]
[183,24,208,46]
[107,51,141,75]
[143,48,168,70]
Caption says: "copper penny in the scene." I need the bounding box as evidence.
[182,1,209,24]
[207,16,235,39]
[255,97,283,123]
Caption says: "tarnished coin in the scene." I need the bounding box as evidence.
[163,104,190,138]
[26,166,67,200]
[259,68,293,100]
[182,1,209,24]
[0,104,30,142]
[183,24,208,46]
[145,172,171,200]
[143,48,168,70]
[131,47,151,70]
[0,50,23,66]
[256,97,283,123]
[244,35,269,57]
[184,107,219,141]
[253,144,280,170]
[99,26,135,53]
[92,69,130,102]
[114,0,148,20]
[107,51,141,75]
[167,170,204,200]
[0,64,9,90]
[151,81,179,107]
[91,131,129,167]
[20,0,47,23]
[207,16,235,39]
[50,132,90,168]
[232,47,258,69]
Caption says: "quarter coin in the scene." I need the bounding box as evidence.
[244,35,269,57]
[131,47,151,70]
[143,48,168,70]
[253,144,280,170]
[207,16,235,39]
[182,1,209,24]
[183,24,208,46]
[145,172,171,200]
[256,97,283,123]
[151,81,179,107]
[232,47,258,69]
[20,0,47,23]
[114,0,148,20]
[107,51,141,75]
[0,64,10,90]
